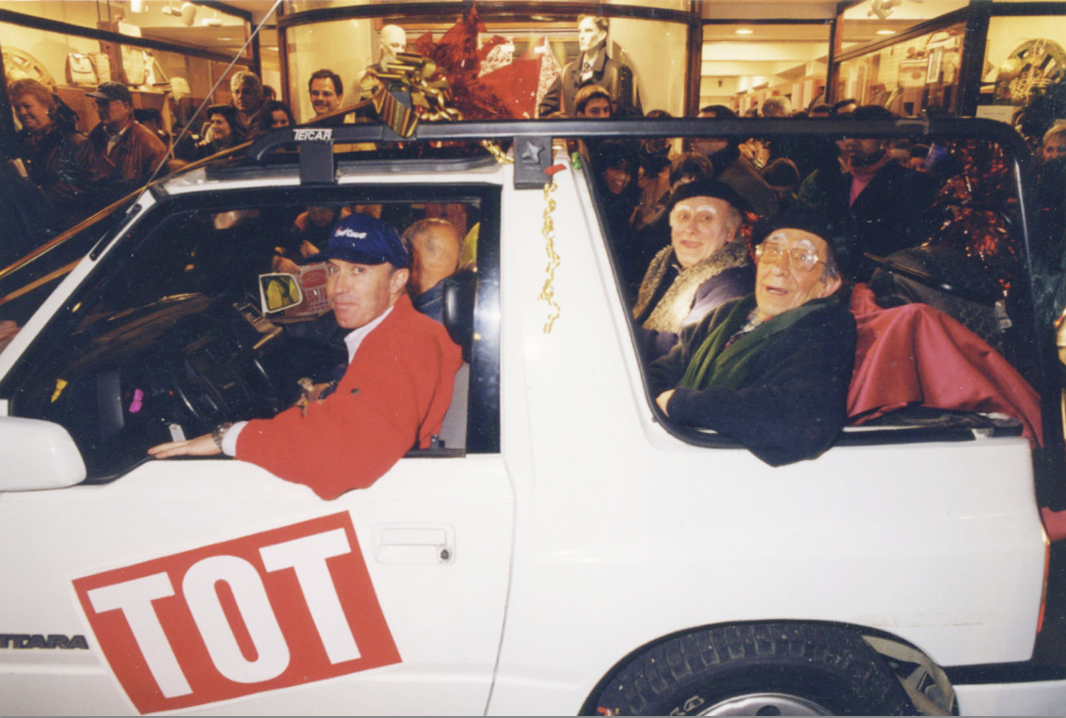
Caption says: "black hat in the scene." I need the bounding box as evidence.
[86,81,132,104]
[667,177,749,213]
[751,210,840,248]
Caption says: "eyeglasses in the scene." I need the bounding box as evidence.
[754,242,825,274]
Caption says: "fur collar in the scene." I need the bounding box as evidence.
[633,239,751,333]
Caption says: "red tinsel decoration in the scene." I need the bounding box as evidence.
[928,140,1022,293]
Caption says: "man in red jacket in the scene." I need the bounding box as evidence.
[148,213,463,500]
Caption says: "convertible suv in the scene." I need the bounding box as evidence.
[1,118,1065,716]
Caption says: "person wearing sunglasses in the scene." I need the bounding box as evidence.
[649,211,856,466]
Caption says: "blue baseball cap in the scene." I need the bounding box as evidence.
[315,213,410,269]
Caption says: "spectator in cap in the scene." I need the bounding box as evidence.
[149,212,463,500]
[649,210,855,467]
[82,81,168,207]
[632,177,754,361]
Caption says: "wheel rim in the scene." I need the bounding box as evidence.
[701,692,833,716]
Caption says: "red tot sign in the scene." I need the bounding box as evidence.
[73,512,400,714]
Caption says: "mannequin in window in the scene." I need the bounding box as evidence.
[537,15,641,118]
[354,24,408,102]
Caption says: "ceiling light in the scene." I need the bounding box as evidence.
[876,29,896,35]
[735,29,753,35]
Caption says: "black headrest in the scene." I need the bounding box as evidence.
[441,268,477,363]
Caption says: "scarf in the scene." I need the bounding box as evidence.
[633,240,751,333]
[846,149,891,206]
[679,295,835,391]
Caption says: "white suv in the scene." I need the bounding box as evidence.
[0,119,1063,715]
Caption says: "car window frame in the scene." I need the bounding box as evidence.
[0,180,502,484]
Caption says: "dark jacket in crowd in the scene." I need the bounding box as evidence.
[537,45,641,118]
[83,120,168,205]
[649,294,857,466]
[413,281,446,324]
[707,143,779,217]
[0,164,57,268]
[797,157,937,281]
[13,125,91,229]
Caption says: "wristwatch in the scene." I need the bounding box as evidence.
[211,422,234,451]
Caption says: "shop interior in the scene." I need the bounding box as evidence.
[0,0,1063,138]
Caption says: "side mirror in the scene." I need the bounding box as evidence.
[0,416,86,491]
[259,273,303,314]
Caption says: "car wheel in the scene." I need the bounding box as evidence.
[587,622,917,716]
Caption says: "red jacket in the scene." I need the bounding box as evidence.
[236,294,463,499]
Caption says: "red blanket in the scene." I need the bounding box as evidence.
[847,283,1043,446]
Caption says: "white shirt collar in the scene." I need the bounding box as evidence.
[342,305,393,363]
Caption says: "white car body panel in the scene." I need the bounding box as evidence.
[0,147,1062,714]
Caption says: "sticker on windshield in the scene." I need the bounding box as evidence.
[72,512,400,714]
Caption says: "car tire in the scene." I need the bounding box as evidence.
[587,622,918,716]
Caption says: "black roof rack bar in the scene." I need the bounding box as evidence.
[247,117,1027,161]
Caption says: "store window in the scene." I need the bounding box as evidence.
[281,5,692,122]
[0,1,251,58]
[835,20,966,117]
[1,21,250,138]
[839,0,967,47]
[980,15,1066,112]
[700,23,831,115]
[0,1,254,137]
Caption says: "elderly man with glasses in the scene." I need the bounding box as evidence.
[649,211,857,466]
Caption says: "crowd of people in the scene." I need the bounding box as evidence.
[4,69,302,253]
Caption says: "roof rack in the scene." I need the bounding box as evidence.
[245,116,1031,190]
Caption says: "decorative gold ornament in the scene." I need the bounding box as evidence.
[539,178,561,334]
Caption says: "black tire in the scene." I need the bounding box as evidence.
[587,622,917,716]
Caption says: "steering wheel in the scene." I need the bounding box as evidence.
[163,314,264,426]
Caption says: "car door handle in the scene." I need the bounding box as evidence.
[373,525,455,564]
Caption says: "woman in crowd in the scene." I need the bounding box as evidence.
[189,104,248,161]
[9,78,91,230]
[258,99,296,132]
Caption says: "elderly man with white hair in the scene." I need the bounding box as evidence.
[650,211,856,467]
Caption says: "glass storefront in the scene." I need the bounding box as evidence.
[699,23,830,114]
[0,1,253,136]
[981,14,1066,111]
[280,3,694,122]
[836,20,966,117]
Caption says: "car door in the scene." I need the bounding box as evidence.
[0,180,513,716]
